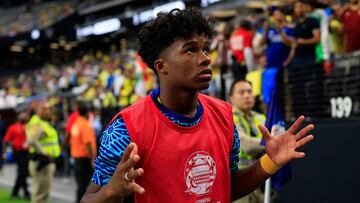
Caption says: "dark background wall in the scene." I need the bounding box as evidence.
[274,121,360,203]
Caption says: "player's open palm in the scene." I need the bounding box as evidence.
[258,116,314,166]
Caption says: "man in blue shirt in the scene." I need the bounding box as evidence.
[259,7,294,105]
[259,7,294,69]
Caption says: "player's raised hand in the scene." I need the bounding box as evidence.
[258,116,314,166]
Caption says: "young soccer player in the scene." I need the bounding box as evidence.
[81,8,314,203]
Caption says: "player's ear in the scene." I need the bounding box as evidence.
[154,58,168,75]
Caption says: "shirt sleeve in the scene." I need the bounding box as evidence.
[229,124,240,174]
[65,114,75,134]
[3,125,14,143]
[285,27,295,38]
[244,33,253,48]
[91,116,131,186]
[309,17,320,32]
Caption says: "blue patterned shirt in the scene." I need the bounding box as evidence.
[92,92,240,186]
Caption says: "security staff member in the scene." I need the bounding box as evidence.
[230,79,266,203]
[26,101,61,203]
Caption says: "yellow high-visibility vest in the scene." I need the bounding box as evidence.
[233,111,266,160]
[26,115,61,159]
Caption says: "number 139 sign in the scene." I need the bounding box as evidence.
[330,97,352,118]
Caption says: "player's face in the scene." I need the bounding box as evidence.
[230,81,255,112]
[273,10,285,22]
[294,2,305,18]
[159,34,212,91]
[40,105,52,120]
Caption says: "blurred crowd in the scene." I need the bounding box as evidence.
[209,0,360,116]
[77,0,113,10]
[0,49,157,202]
[0,0,75,36]
[0,49,157,110]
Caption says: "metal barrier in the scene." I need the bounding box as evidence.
[284,51,360,120]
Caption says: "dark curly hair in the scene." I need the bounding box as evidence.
[137,8,215,72]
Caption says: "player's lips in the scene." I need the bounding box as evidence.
[198,68,212,80]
